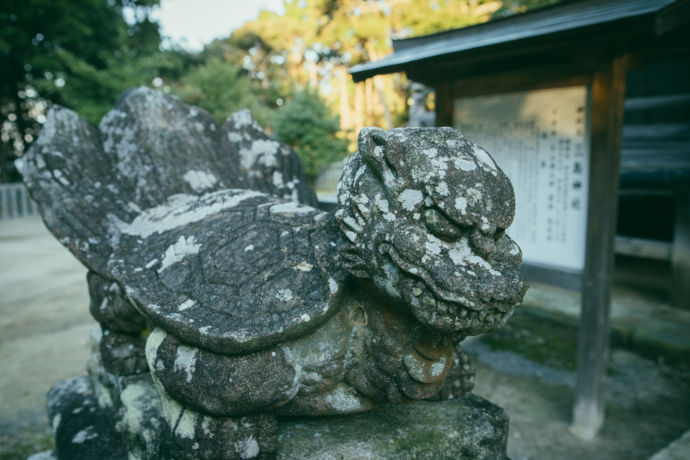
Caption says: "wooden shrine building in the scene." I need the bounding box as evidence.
[350,0,690,439]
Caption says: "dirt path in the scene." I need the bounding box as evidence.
[0,218,97,458]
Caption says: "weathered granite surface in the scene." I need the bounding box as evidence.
[43,356,508,460]
[22,88,526,459]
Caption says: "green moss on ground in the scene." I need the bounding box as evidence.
[0,429,53,460]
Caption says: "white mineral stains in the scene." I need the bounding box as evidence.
[118,190,263,238]
[72,426,98,443]
[431,156,449,178]
[480,216,490,231]
[293,261,313,272]
[435,182,449,196]
[343,215,362,233]
[119,382,155,444]
[509,244,520,256]
[174,345,198,383]
[455,197,468,214]
[201,417,213,437]
[425,235,442,255]
[272,171,284,188]
[468,187,483,203]
[381,262,401,298]
[235,436,260,459]
[299,313,311,322]
[431,357,447,377]
[51,414,61,433]
[199,326,211,334]
[275,289,294,302]
[422,148,438,157]
[383,168,397,186]
[183,170,218,193]
[353,164,366,183]
[328,278,339,294]
[239,139,280,170]
[374,194,395,221]
[227,131,243,142]
[447,238,501,276]
[473,144,497,171]
[176,409,197,439]
[399,189,423,211]
[177,299,196,311]
[158,235,201,272]
[455,158,476,171]
[244,244,255,252]
[52,169,70,185]
[345,230,357,242]
[145,328,167,371]
[325,386,362,412]
[270,201,313,215]
[228,109,260,130]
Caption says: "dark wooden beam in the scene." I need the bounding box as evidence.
[571,55,629,440]
[449,65,591,98]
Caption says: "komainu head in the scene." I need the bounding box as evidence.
[335,127,527,336]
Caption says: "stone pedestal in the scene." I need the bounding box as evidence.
[278,394,508,459]
[39,364,508,460]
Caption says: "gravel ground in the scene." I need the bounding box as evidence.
[1,218,688,459]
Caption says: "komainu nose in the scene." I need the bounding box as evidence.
[470,229,495,259]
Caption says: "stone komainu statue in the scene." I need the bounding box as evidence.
[22,87,526,459]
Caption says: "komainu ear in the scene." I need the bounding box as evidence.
[357,127,399,179]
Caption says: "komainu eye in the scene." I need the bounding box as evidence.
[422,208,461,241]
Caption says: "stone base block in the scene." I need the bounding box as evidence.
[41,370,508,460]
[278,394,508,459]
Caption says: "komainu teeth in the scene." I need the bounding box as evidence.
[412,287,422,297]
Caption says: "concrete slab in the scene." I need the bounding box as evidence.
[521,281,690,362]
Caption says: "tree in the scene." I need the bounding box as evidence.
[173,58,272,127]
[272,89,348,183]
[0,0,167,182]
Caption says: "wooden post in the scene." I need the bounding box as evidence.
[671,188,690,310]
[434,83,453,127]
[571,55,628,440]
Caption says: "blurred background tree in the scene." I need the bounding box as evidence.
[0,0,557,183]
[273,88,349,182]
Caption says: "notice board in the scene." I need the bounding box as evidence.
[454,86,590,271]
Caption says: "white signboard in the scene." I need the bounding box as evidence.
[454,86,590,271]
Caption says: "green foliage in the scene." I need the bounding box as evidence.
[0,0,560,183]
[273,89,348,182]
[0,0,179,180]
[173,58,271,126]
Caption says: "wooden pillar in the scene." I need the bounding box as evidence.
[571,55,628,440]
[434,83,453,127]
[671,188,690,310]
